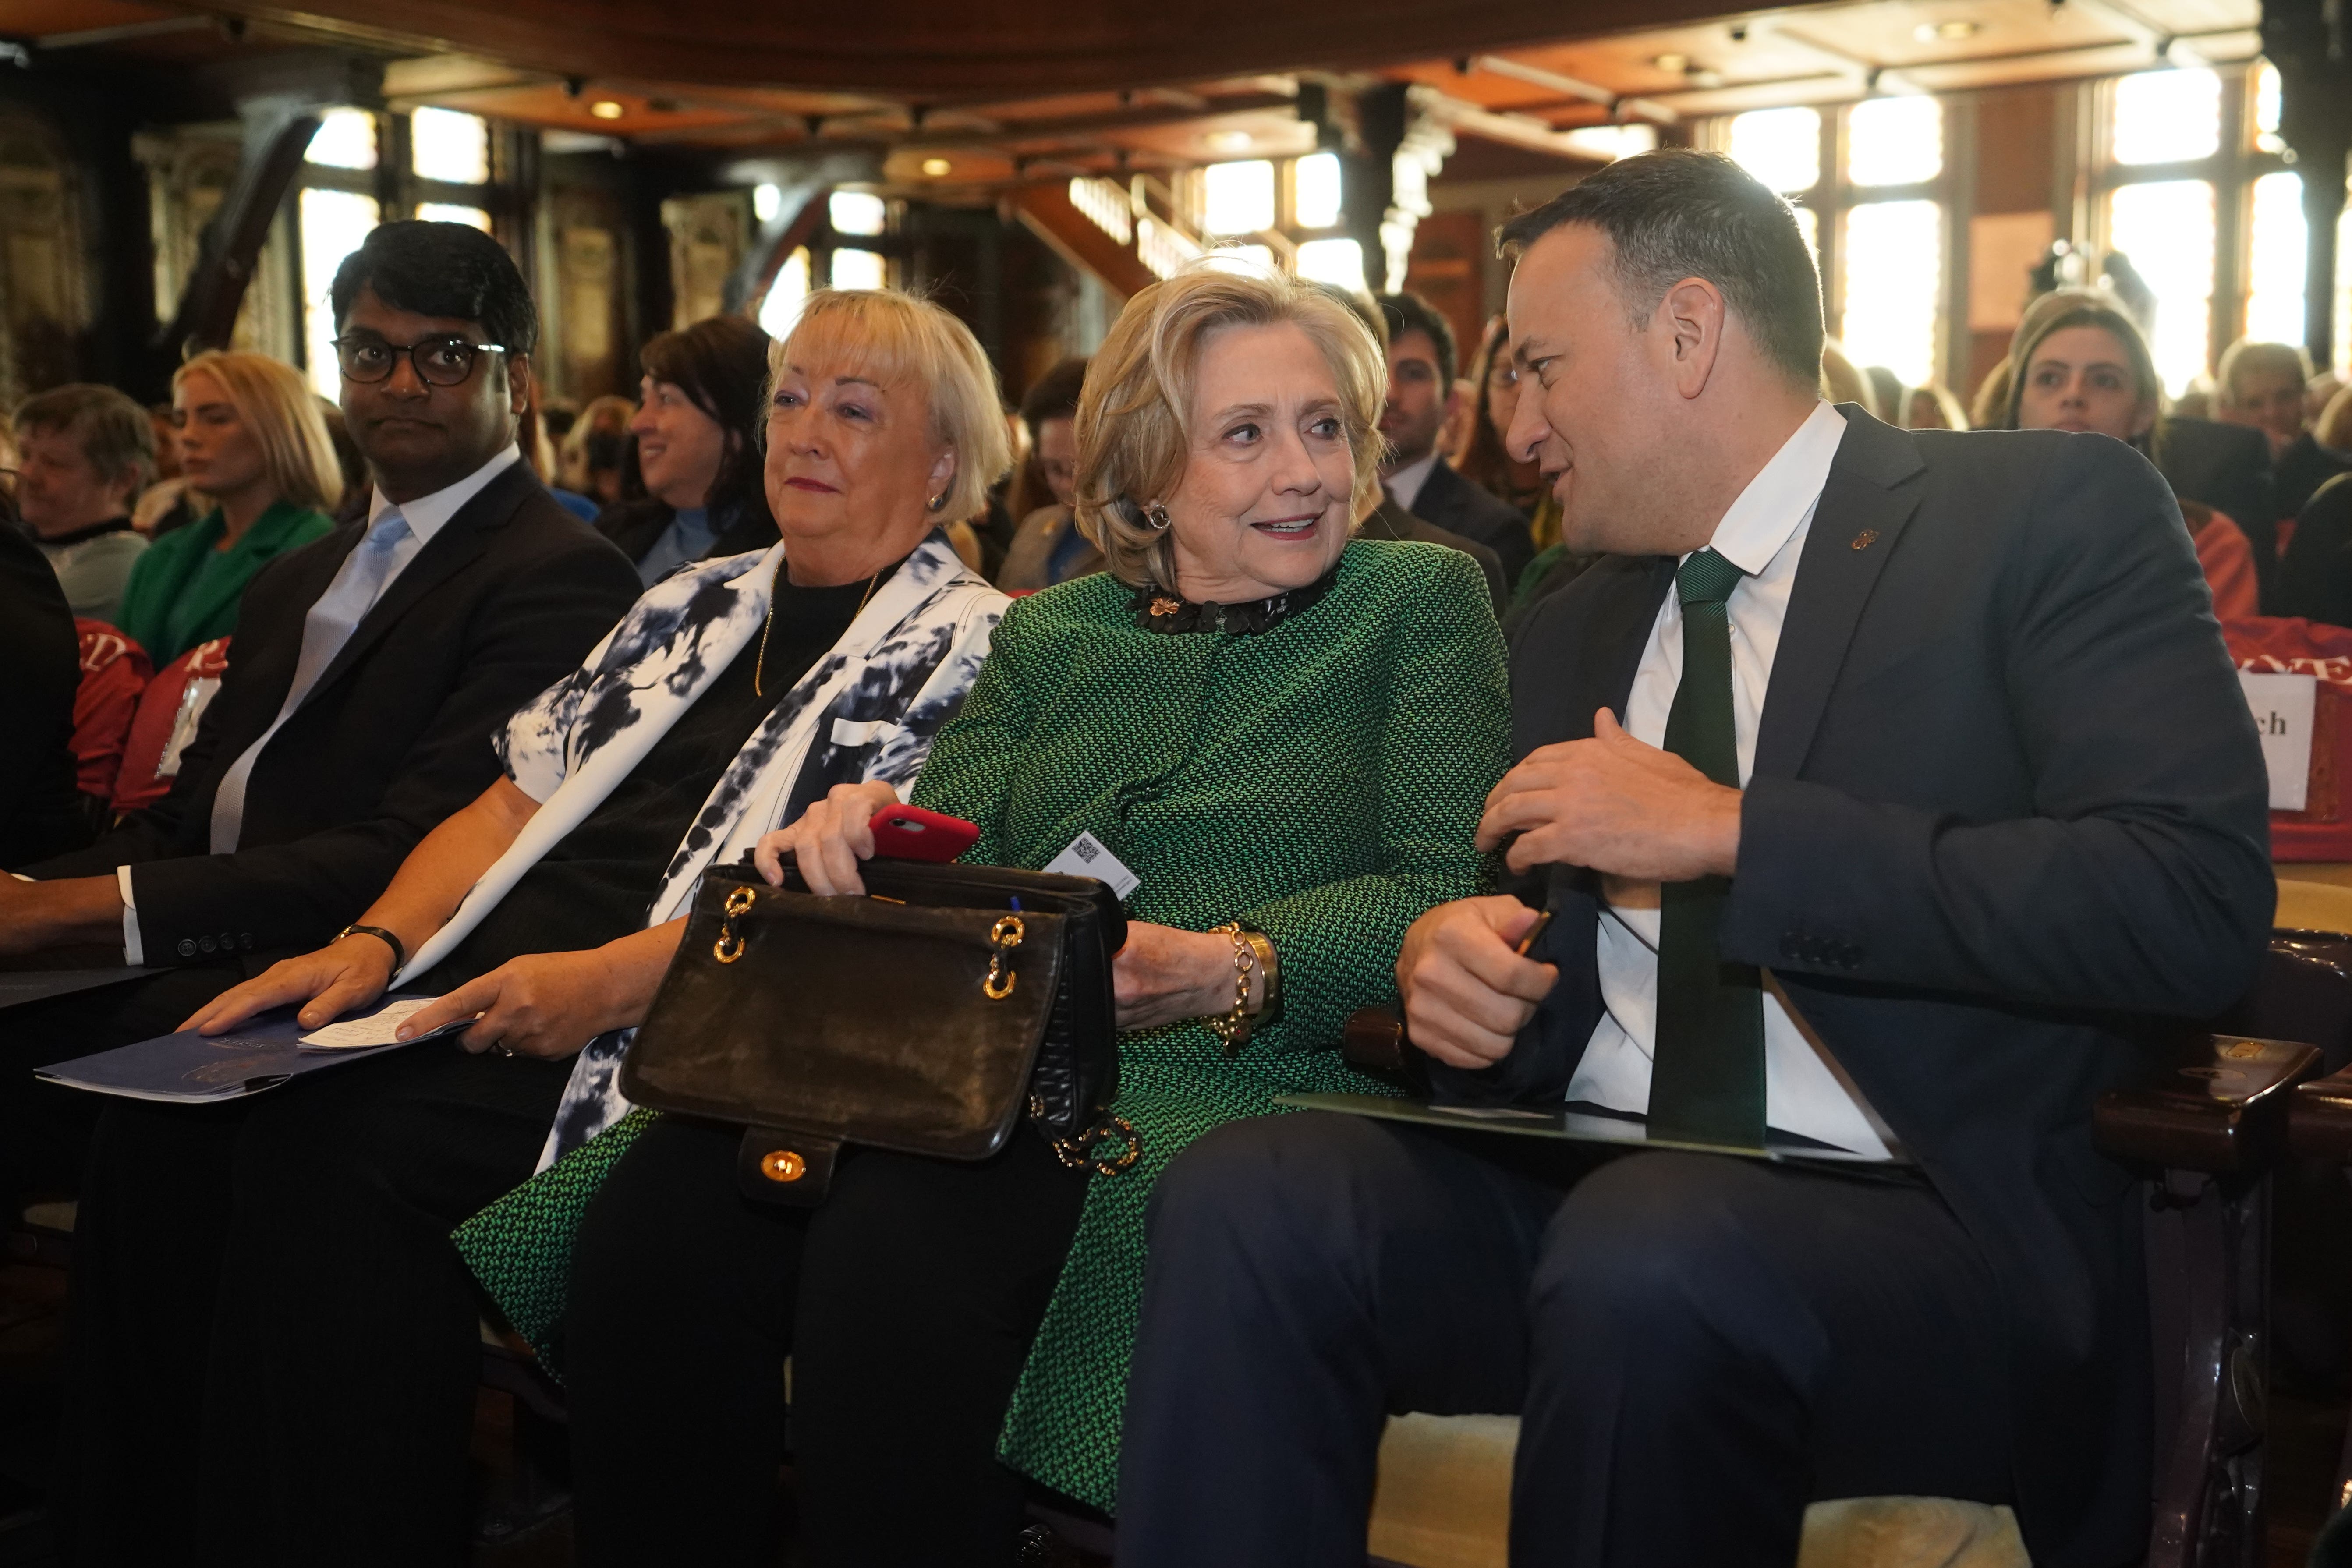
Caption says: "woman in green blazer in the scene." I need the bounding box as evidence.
[465,265,1509,1566]
[115,351,341,662]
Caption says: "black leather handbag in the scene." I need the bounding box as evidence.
[620,857,1136,1206]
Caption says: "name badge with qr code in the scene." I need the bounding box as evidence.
[1043,831,1140,900]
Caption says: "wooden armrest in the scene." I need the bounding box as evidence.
[2093,1034,2320,1175]
[1342,1007,1429,1095]
[2290,1065,2352,1161]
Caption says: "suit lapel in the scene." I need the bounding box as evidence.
[1752,406,1926,782]
[300,464,531,706]
[228,523,359,718]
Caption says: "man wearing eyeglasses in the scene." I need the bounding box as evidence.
[0,223,640,1235]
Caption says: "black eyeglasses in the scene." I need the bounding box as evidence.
[330,335,507,387]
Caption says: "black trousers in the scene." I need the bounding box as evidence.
[564,1113,1091,1568]
[0,961,248,1221]
[1116,1112,2017,1568]
[61,1040,570,1568]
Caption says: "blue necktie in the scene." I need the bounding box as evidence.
[209,514,413,853]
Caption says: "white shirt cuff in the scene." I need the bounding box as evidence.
[117,865,142,967]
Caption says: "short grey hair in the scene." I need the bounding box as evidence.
[14,382,156,493]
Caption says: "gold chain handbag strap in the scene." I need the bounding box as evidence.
[1051,1111,1142,1176]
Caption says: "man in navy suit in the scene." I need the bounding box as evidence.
[1120,151,2271,1568]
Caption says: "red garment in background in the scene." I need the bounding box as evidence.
[2185,502,2261,623]
[71,620,152,803]
[111,635,232,815]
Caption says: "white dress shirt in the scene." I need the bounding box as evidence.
[1385,451,1441,514]
[118,446,523,963]
[1567,400,1896,1158]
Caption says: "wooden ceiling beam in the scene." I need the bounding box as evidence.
[1467,54,1676,124]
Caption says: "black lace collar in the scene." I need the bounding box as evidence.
[1129,560,1340,635]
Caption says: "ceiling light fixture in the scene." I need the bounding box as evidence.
[1652,52,1690,73]
[588,99,625,120]
[1915,18,1979,41]
[921,157,952,176]
[1204,129,1255,153]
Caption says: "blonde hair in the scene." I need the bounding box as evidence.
[171,350,344,513]
[766,288,1013,523]
[1074,264,1385,589]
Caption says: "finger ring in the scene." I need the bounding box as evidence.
[493,1042,515,1057]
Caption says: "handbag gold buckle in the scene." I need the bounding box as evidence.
[982,914,1024,999]
[714,886,756,964]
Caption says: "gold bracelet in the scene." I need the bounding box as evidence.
[1206,922,1259,1057]
[1236,927,1279,1018]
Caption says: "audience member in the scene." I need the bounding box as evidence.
[2323,379,2352,453]
[997,356,1099,589]
[541,396,581,444]
[522,397,599,523]
[1969,355,2012,430]
[561,393,634,504]
[453,264,1510,1566]
[113,351,342,665]
[2278,472,2352,626]
[1117,147,2272,1568]
[2220,338,2349,517]
[0,499,88,867]
[1818,337,1874,412]
[2013,290,2279,572]
[0,220,640,1254]
[13,383,154,624]
[1316,289,1506,612]
[2172,376,2217,422]
[91,287,1009,1565]
[597,315,779,584]
[317,395,369,522]
[2003,301,2258,620]
[1454,319,1553,537]
[134,399,203,539]
[1375,290,1535,585]
[1905,382,1968,430]
[1863,363,1904,424]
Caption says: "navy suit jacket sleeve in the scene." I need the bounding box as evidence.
[120,531,639,957]
[1722,435,2272,1017]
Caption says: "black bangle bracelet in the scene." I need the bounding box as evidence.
[337,923,407,976]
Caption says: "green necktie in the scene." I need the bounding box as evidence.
[1649,548,1766,1150]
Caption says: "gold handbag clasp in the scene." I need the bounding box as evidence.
[983,914,1024,999]
[714,886,756,963]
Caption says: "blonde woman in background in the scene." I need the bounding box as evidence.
[114,351,341,663]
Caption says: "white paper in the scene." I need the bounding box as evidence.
[298,996,468,1051]
[1042,831,1140,900]
[2239,670,2317,812]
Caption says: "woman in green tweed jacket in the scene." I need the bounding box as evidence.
[475,265,1508,1566]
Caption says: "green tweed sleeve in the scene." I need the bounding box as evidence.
[907,597,1029,867]
[1238,550,1509,1051]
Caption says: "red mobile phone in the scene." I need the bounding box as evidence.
[868,803,981,863]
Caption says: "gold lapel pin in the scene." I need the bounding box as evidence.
[1150,596,1182,617]
[1849,529,1879,551]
